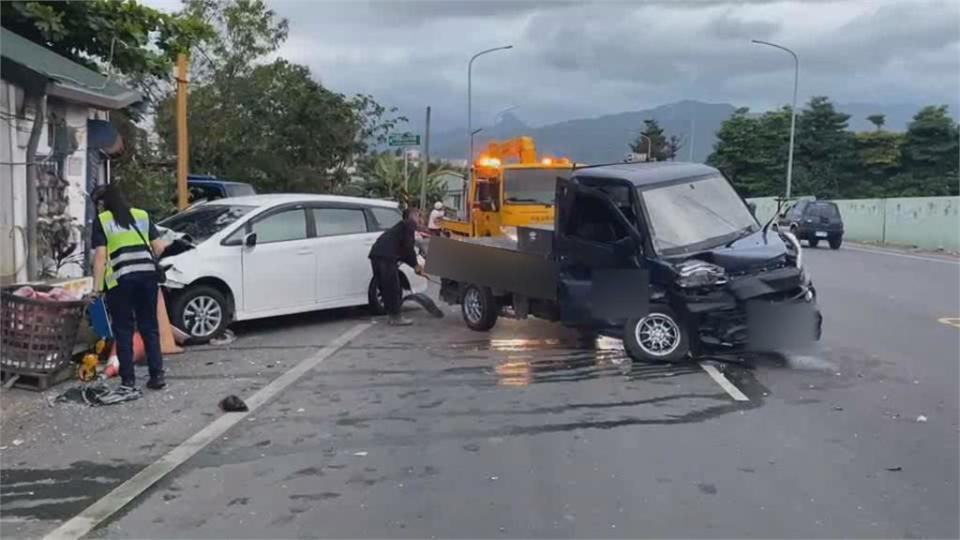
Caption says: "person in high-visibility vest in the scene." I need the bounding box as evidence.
[92,184,167,398]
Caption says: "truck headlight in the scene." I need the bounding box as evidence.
[676,260,728,288]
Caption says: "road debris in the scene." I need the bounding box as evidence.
[219,395,249,412]
[402,293,444,318]
[885,466,902,472]
[353,451,368,457]
[916,415,928,423]
[12,438,24,446]
[210,329,237,346]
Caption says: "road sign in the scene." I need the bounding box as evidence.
[388,132,421,147]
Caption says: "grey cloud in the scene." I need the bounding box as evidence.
[708,11,780,39]
[258,0,958,131]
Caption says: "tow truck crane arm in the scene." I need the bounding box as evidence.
[483,136,537,165]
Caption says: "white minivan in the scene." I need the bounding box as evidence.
[158,194,427,340]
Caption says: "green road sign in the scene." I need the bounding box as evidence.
[388,132,421,146]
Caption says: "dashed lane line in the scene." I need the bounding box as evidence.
[43,322,372,540]
[938,317,960,329]
[699,362,750,402]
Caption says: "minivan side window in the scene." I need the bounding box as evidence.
[313,208,368,236]
[252,209,308,243]
[369,207,402,230]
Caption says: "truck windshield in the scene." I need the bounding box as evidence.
[640,174,758,255]
[503,168,569,205]
[159,204,255,243]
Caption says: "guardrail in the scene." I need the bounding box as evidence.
[747,196,960,251]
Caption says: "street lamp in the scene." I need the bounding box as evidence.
[633,133,653,161]
[467,45,513,187]
[752,39,799,199]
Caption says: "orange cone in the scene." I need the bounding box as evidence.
[110,332,146,363]
[157,292,183,355]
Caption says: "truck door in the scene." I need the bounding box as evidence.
[555,179,646,325]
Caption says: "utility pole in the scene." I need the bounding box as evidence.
[419,106,431,211]
[176,53,190,210]
[689,117,696,162]
[403,149,409,192]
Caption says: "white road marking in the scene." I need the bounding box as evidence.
[842,245,960,265]
[699,362,750,402]
[43,322,372,540]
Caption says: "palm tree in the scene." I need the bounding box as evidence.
[353,153,452,209]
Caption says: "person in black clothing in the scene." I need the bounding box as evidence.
[369,208,423,326]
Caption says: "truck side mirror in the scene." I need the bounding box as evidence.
[244,232,258,248]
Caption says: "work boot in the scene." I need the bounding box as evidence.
[146,373,167,390]
[388,315,413,326]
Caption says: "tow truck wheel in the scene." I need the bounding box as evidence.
[624,306,689,363]
[461,284,498,331]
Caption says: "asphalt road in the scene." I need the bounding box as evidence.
[16,246,960,538]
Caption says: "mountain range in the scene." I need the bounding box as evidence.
[430,100,954,165]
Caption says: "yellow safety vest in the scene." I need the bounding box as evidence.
[100,208,153,290]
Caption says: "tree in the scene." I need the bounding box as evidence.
[792,96,857,198]
[152,0,403,194]
[351,153,449,208]
[854,130,903,197]
[901,105,960,195]
[1,0,213,104]
[867,114,886,131]
[666,135,683,161]
[629,119,669,161]
[707,107,791,197]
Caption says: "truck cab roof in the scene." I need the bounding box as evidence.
[572,162,718,188]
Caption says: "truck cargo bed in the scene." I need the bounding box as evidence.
[425,234,559,301]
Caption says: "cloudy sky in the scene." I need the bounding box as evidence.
[147,0,960,132]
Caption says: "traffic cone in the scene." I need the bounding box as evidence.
[110,332,146,363]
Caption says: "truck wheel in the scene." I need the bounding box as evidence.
[461,284,498,331]
[829,235,843,250]
[808,238,820,248]
[623,306,689,363]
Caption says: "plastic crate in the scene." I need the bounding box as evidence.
[1,285,86,375]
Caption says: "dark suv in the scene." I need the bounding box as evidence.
[778,200,844,249]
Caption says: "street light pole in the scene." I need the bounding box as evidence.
[634,133,652,161]
[468,45,513,187]
[752,39,799,199]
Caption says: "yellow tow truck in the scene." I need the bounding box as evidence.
[442,136,574,238]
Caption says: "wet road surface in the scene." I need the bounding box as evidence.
[7,246,960,538]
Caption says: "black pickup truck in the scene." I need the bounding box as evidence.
[425,162,822,363]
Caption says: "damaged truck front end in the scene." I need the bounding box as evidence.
[660,229,821,355]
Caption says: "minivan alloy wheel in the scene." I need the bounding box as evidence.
[184,295,223,337]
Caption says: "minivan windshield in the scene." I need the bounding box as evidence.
[159,204,255,243]
[640,174,758,255]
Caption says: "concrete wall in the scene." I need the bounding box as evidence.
[746,194,960,251]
